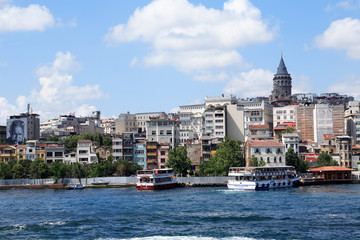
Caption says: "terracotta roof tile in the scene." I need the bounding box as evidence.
[247,140,284,148]
[249,125,269,130]
[309,166,353,172]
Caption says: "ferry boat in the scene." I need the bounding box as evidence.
[136,168,177,190]
[227,166,301,190]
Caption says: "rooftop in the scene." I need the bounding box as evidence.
[247,140,284,148]
[249,125,269,130]
[309,166,353,172]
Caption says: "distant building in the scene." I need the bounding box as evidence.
[270,55,292,106]
[133,139,146,169]
[157,143,169,169]
[248,125,273,140]
[282,131,301,155]
[7,107,40,145]
[112,137,123,161]
[146,118,180,148]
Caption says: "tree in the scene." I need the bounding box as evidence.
[50,161,69,183]
[103,136,112,147]
[277,127,294,140]
[200,137,245,176]
[0,162,11,179]
[19,159,32,178]
[165,146,192,176]
[316,152,338,167]
[285,147,309,173]
[12,163,26,179]
[71,163,86,183]
[250,155,265,167]
[47,136,61,142]
[29,159,50,179]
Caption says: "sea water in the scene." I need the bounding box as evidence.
[0,185,360,239]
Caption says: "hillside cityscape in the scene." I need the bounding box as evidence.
[0,55,358,178]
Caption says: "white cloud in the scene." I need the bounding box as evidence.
[325,0,360,11]
[292,74,313,94]
[0,4,54,32]
[223,68,273,97]
[328,74,360,99]
[0,51,106,124]
[105,0,275,76]
[29,51,106,119]
[315,17,360,59]
[193,71,230,82]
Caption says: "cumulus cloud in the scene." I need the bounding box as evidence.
[315,17,360,59]
[29,51,106,119]
[292,74,313,94]
[0,4,54,32]
[105,0,275,75]
[0,51,106,124]
[325,0,360,11]
[223,68,273,97]
[328,74,360,99]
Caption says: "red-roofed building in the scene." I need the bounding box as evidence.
[309,166,353,182]
[273,122,296,137]
[245,140,285,167]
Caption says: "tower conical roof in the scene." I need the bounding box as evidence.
[276,55,289,75]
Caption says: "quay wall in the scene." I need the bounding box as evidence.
[0,176,230,186]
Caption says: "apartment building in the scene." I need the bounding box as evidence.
[245,140,286,167]
[204,105,226,140]
[77,140,98,164]
[146,119,180,148]
[273,105,297,127]
[112,137,123,160]
[134,139,146,169]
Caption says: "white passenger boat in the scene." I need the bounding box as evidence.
[136,168,177,190]
[227,166,301,190]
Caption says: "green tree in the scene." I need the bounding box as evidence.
[316,152,339,167]
[50,161,69,183]
[64,135,81,151]
[0,162,11,179]
[200,137,245,176]
[103,136,112,147]
[165,146,192,176]
[285,147,309,173]
[12,163,26,179]
[71,162,86,183]
[29,159,50,179]
[47,136,61,142]
[19,159,32,177]
[250,155,265,167]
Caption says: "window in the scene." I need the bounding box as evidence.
[55,152,63,157]
[267,157,270,163]
[152,131,156,135]
[47,152,53,157]
[160,130,164,135]
[161,151,166,155]
[274,157,277,163]
[167,130,172,135]
[161,158,166,163]
[279,157,282,163]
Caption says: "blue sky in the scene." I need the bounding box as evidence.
[1,0,360,124]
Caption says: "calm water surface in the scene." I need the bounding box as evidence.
[0,185,360,240]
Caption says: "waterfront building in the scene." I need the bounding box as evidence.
[26,140,37,160]
[95,146,111,160]
[204,105,226,140]
[0,145,16,162]
[35,143,46,160]
[157,143,169,169]
[313,104,334,144]
[133,139,146,169]
[45,143,65,163]
[245,140,285,167]
[64,152,77,164]
[112,137,123,160]
[77,140,98,164]
[146,118,180,148]
[122,132,134,162]
[200,135,221,162]
[309,166,353,182]
[186,143,201,172]
[282,131,301,155]
[345,101,360,145]
[179,104,205,145]
[146,141,158,169]
[16,145,26,161]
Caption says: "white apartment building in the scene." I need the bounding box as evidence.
[226,104,245,142]
[115,112,167,134]
[146,119,180,148]
[273,105,297,127]
[345,101,360,145]
[112,137,123,160]
[204,105,226,140]
[246,140,286,167]
[241,100,273,141]
[313,104,333,144]
[282,132,301,155]
[205,95,237,106]
[77,140,98,164]
[179,104,205,145]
